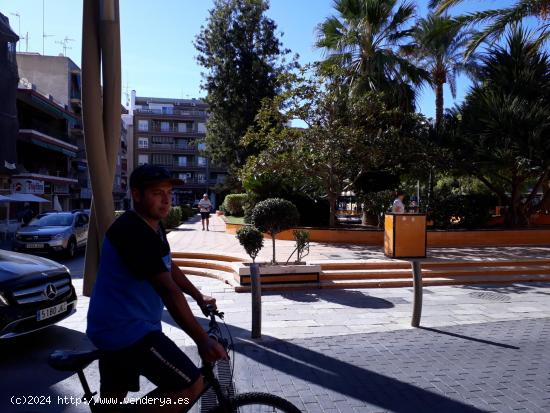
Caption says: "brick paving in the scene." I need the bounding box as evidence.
[2,216,550,412]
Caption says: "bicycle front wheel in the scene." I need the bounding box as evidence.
[207,392,302,413]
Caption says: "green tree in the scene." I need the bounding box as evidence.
[430,0,550,57]
[405,14,475,129]
[316,0,428,110]
[194,0,294,173]
[241,70,357,227]
[446,28,550,225]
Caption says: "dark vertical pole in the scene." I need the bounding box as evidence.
[250,262,261,338]
[411,260,423,327]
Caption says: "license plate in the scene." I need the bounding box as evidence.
[27,243,44,249]
[37,302,67,321]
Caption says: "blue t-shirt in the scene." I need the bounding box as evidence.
[87,211,172,351]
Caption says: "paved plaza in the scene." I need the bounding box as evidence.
[1,215,550,412]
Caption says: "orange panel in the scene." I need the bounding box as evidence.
[384,214,395,256]
[394,214,426,258]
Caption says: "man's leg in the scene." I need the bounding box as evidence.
[206,217,209,231]
[135,376,204,413]
[201,216,205,230]
[134,331,203,413]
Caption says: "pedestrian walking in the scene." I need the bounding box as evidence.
[392,191,406,213]
[198,193,212,231]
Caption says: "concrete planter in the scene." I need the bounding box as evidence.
[234,262,321,285]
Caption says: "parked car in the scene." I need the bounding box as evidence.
[0,249,77,339]
[13,211,89,258]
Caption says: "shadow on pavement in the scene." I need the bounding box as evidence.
[419,326,520,350]
[265,289,395,309]
[162,310,487,413]
[0,326,95,413]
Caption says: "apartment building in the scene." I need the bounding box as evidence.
[16,53,128,209]
[131,94,227,207]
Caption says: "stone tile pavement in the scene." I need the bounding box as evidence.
[168,214,550,263]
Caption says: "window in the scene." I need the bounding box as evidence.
[138,154,149,165]
[179,173,192,181]
[197,156,207,166]
[196,173,206,183]
[176,139,188,149]
[198,142,206,151]
[178,123,188,133]
[161,121,170,132]
[178,156,187,167]
[197,122,206,133]
[138,137,149,149]
[138,120,149,131]
[151,154,173,166]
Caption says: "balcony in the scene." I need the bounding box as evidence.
[135,108,206,117]
[19,119,76,146]
[139,143,199,154]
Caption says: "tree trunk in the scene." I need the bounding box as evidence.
[435,82,444,131]
[271,233,276,264]
[328,192,337,227]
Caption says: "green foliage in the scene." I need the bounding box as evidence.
[236,225,264,263]
[431,193,497,229]
[431,0,550,58]
[444,28,550,225]
[251,198,300,235]
[361,190,395,228]
[222,193,249,217]
[180,205,193,221]
[251,198,299,263]
[286,229,310,264]
[162,207,183,229]
[194,0,296,172]
[316,0,428,110]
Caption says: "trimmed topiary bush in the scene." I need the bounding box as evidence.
[251,198,299,263]
[180,205,193,221]
[162,206,182,229]
[236,226,264,263]
[222,193,248,217]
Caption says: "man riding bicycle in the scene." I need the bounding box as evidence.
[87,164,227,412]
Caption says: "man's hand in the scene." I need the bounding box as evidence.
[198,337,228,362]
[197,294,217,313]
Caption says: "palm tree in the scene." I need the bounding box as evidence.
[316,0,429,110]
[404,14,476,129]
[429,0,550,57]
[454,27,550,225]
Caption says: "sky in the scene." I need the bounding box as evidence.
[0,0,528,119]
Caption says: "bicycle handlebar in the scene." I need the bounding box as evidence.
[203,304,229,351]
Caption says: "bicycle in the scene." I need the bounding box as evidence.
[49,305,302,412]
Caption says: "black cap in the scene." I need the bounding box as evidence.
[129,164,184,189]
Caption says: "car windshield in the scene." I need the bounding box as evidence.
[29,214,74,227]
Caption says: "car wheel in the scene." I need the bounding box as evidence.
[66,238,77,258]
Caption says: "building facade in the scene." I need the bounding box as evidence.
[131,94,227,207]
[15,53,128,210]
[0,13,19,192]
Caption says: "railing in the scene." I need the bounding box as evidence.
[135,108,206,117]
[21,119,76,146]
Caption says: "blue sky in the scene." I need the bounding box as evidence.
[0,0,526,118]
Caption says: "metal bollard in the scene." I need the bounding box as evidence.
[411,260,423,327]
[250,262,262,338]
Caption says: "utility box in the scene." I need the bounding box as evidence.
[384,213,427,258]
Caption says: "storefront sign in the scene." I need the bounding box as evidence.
[11,179,45,194]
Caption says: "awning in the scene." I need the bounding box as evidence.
[0,195,11,202]
[3,193,50,203]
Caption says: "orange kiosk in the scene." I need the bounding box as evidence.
[384,213,427,258]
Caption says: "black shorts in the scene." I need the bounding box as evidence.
[200,212,210,220]
[99,330,201,393]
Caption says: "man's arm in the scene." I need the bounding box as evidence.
[149,271,227,362]
[171,261,201,301]
[171,262,216,309]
